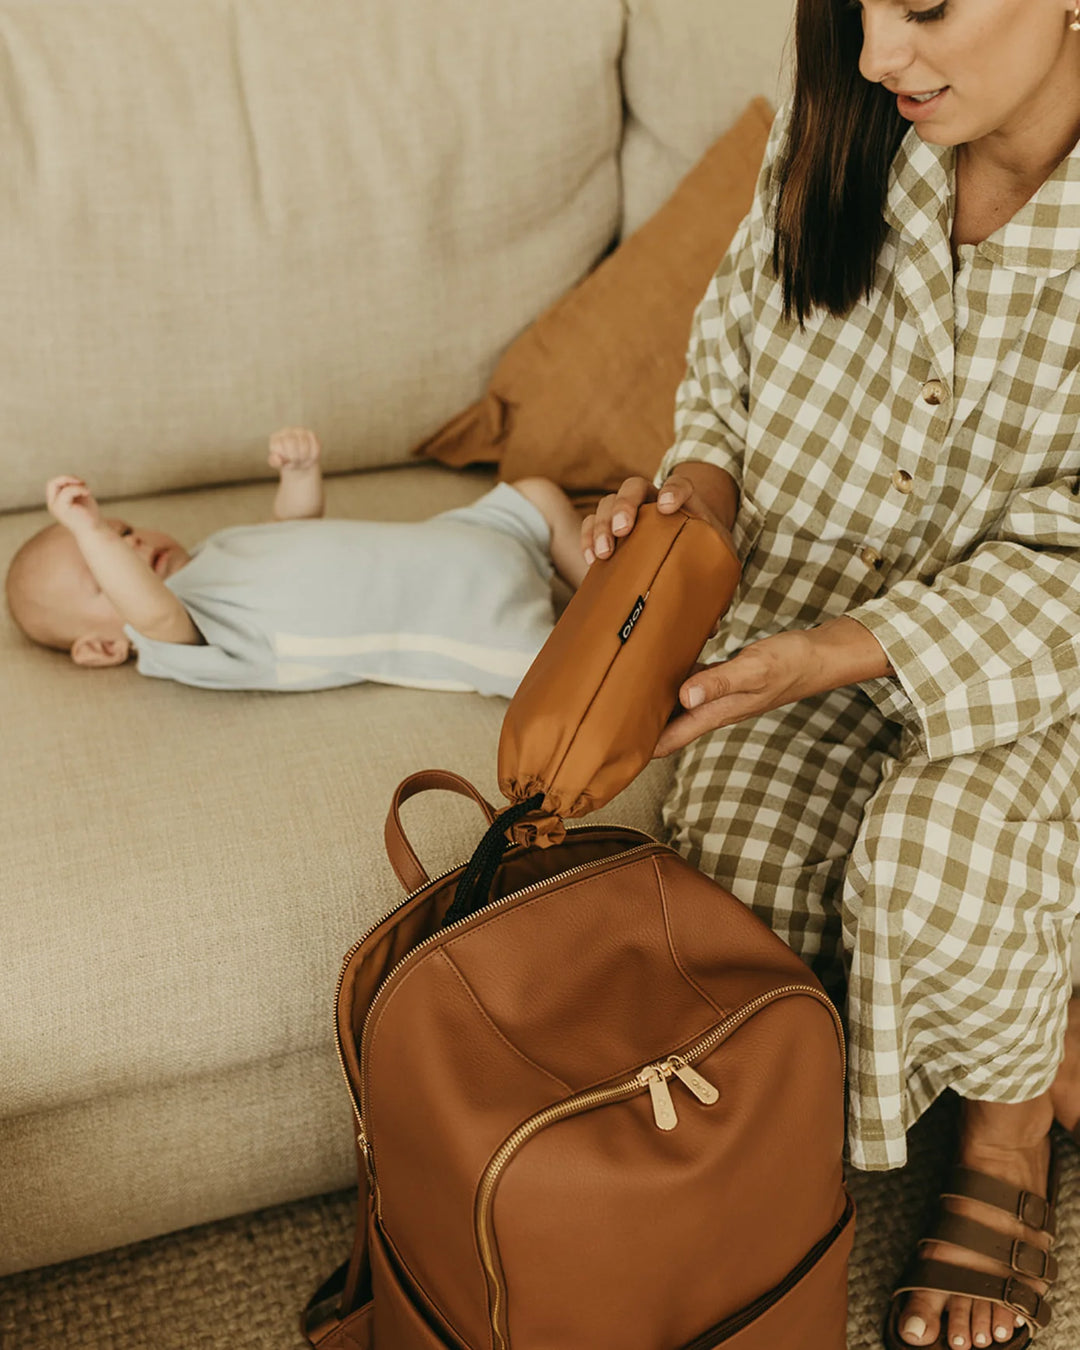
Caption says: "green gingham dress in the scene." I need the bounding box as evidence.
[658,104,1080,1170]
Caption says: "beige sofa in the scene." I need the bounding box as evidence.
[0,0,796,1275]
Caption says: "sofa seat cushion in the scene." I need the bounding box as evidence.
[0,465,672,1120]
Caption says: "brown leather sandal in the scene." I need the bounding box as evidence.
[883,1142,1060,1349]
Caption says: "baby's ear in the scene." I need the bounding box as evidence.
[70,634,131,667]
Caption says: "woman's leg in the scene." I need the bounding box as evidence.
[663,684,900,1004]
[842,716,1080,1347]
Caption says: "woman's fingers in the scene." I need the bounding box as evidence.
[653,635,818,757]
[581,476,656,564]
[655,473,697,514]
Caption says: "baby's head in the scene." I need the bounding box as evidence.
[5,517,188,666]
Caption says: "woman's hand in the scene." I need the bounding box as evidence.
[580,462,740,566]
[654,617,895,757]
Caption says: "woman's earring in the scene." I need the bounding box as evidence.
[1072,4,1080,31]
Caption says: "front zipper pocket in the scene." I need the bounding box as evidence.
[474,985,845,1350]
[681,1194,856,1349]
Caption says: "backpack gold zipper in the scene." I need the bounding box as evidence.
[475,983,845,1350]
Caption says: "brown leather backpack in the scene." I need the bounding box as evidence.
[303,509,854,1349]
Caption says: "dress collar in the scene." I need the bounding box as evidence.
[884,122,1080,277]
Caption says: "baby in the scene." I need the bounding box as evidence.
[4,428,588,696]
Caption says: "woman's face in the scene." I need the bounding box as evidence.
[854,0,1078,146]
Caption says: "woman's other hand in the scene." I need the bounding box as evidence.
[654,617,895,757]
[580,461,740,566]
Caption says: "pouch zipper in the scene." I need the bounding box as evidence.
[475,983,846,1350]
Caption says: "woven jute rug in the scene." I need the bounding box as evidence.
[1,1098,1076,1349]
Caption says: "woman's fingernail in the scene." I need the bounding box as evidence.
[613,512,629,532]
[901,1317,926,1341]
[685,686,704,709]
[596,538,610,557]
[658,492,674,507]
[583,548,594,566]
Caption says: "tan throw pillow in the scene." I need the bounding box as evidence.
[414,98,774,495]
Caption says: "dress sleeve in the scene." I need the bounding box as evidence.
[654,103,789,494]
[849,474,1080,760]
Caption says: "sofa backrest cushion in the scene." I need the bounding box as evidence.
[0,0,626,511]
[620,0,794,237]
[0,0,795,514]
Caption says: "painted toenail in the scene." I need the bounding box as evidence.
[994,1330,1011,1342]
[953,1338,965,1348]
[975,1337,989,1347]
[902,1317,927,1340]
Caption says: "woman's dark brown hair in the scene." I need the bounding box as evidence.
[773,0,908,325]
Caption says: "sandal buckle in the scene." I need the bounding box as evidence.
[1017,1189,1049,1230]
[1010,1239,1051,1282]
[1003,1277,1041,1321]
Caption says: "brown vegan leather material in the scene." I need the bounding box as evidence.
[498,505,740,831]
[384,770,498,892]
[305,770,853,1349]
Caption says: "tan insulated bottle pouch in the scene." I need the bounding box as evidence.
[498,504,741,844]
[440,504,740,928]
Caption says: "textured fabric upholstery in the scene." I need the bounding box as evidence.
[0,0,796,1274]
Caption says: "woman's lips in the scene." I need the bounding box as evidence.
[896,87,949,121]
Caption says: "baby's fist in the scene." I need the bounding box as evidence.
[46,476,103,534]
[268,427,321,472]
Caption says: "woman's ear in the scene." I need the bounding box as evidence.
[70,634,132,667]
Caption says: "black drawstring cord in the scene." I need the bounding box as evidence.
[442,791,546,928]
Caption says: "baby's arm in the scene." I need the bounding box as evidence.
[46,477,203,645]
[269,427,324,520]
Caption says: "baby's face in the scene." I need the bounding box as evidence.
[25,518,191,646]
[100,517,191,582]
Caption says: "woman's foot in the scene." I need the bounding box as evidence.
[896,1096,1055,1349]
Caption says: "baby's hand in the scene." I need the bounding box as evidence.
[46,476,104,535]
[268,427,321,472]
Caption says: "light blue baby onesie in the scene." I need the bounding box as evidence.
[125,484,555,696]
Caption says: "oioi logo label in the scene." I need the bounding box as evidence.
[618,595,646,644]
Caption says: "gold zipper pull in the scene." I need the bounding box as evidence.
[664,1055,720,1105]
[638,1064,678,1130]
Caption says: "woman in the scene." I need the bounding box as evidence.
[583,2,1080,1347]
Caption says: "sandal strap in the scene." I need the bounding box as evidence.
[921,1212,1059,1283]
[943,1165,1057,1239]
[892,1258,1053,1330]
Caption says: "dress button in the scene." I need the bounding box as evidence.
[892,469,914,494]
[921,379,946,405]
[860,545,883,571]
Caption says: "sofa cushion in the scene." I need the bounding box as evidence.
[0,0,625,512]
[619,0,795,237]
[0,465,673,1120]
[413,99,774,495]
